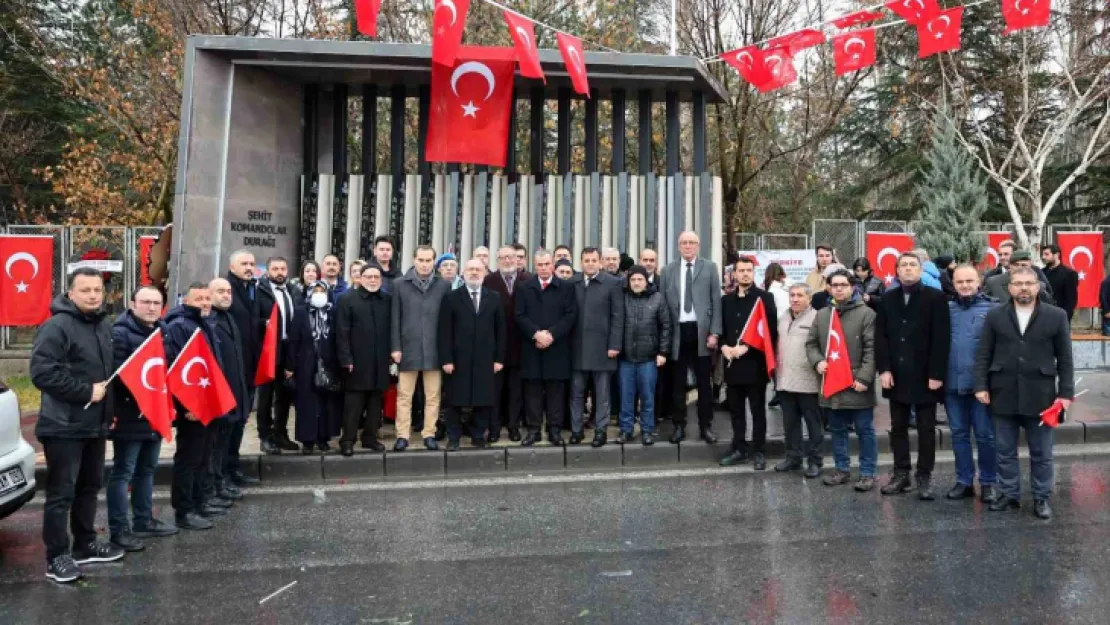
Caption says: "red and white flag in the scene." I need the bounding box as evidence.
[1002,0,1051,35]
[431,0,471,67]
[354,0,381,37]
[978,231,1012,270]
[1057,231,1104,308]
[832,9,886,28]
[0,235,54,326]
[167,329,237,425]
[885,0,940,25]
[756,47,798,93]
[739,297,776,376]
[256,304,279,385]
[556,33,590,97]
[723,45,768,88]
[767,29,826,54]
[822,309,855,398]
[426,46,516,167]
[917,7,964,58]
[832,29,877,76]
[116,329,174,442]
[504,11,544,82]
[866,232,915,286]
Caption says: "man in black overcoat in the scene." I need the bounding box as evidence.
[335,265,393,456]
[483,245,532,442]
[224,250,261,486]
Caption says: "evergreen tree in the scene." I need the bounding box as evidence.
[914,110,987,263]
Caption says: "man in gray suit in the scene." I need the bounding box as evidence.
[660,231,722,444]
[569,247,625,447]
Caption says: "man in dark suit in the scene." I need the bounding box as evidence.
[483,245,532,442]
[335,265,393,456]
[569,248,624,446]
[974,266,1073,519]
[875,252,951,501]
[439,259,507,450]
[224,250,261,485]
[255,257,297,454]
[659,231,722,444]
[1041,244,1079,321]
[207,278,250,506]
[515,249,578,446]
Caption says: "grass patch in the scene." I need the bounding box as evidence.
[4,376,41,416]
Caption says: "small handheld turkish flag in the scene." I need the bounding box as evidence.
[354,0,380,37]
[1002,0,1051,34]
[823,309,855,398]
[917,7,964,58]
[256,304,278,385]
[556,33,590,97]
[832,10,886,28]
[885,0,940,25]
[167,329,237,425]
[866,232,915,286]
[0,235,54,326]
[739,298,776,376]
[1040,399,1066,428]
[504,11,544,82]
[426,46,516,167]
[832,29,877,76]
[116,329,174,442]
[757,47,798,93]
[1057,231,1104,308]
[431,0,471,67]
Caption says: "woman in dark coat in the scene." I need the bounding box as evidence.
[285,281,342,453]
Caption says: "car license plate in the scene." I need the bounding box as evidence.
[0,466,26,497]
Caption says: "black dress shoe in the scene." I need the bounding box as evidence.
[753,452,766,471]
[231,471,259,486]
[446,440,460,452]
[774,459,803,472]
[616,431,635,444]
[804,462,821,479]
[569,431,585,445]
[260,439,280,455]
[206,496,233,509]
[670,425,686,444]
[362,440,386,452]
[719,450,748,466]
[275,437,300,451]
[880,471,912,495]
[1034,499,1052,519]
[340,442,355,457]
[394,438,409,452]
[424,437,439,451]
[980,484,1000,503]
[198,505,228,518]
[946,483,975,500]
[521,430,541,446]
[318,441,333,453]
[508,428,522,442]
[591,432,607,448]
[988,496,1021,512]
[700,428,718,444]
[176,514,213,531]
[917,475,936,501]
[548,430,566,446]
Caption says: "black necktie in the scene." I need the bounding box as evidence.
[277,286,291,337]
[684,262,694,313]
[471,290,480,313]
[506,274,514,294]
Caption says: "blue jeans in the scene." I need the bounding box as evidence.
[828,408,877,477]
[619,361,658,433]
[107,439,161,536]
[994,414,1054,501]
[944,393,997,486]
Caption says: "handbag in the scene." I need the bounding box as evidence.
[313,357,342,392]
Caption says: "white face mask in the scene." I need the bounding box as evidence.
[310,292,328,308]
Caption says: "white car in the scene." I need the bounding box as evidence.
[0,379,36,520]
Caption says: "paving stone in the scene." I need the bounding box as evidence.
[505,446,566,473]
[445,449,507,475]
[260,455,323,482]
[621,442,678,467]
[322,452,385,481]
[566,444,623,470]
[384,451,446,478]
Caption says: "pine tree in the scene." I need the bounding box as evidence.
[914,110,988,264]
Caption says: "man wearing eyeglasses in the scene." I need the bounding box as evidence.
[974,266,1073,520]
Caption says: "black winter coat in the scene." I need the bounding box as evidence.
[438,287,506,406]
[31,295,114,440]
[875,284,951,405]
[286,304,342,442]
[335,287,392,392]
[1043,263,1079,320]
[621,289,671,363]
[974,302,1074,417]
[482,269,531,366]
[109,310,163,441]
[515,276,578,381]
[226,272,262,384]
[720,288,778,386]
[211,308,250,422]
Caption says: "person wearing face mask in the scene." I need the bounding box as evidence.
[336,265,393,456]
[286,282,343,454]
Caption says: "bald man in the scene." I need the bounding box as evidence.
[207,278,250,505]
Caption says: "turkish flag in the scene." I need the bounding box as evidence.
[917,7,964,58]
[832,29,877,76]
[1057,231,1104,308]
[116,329,174,442]
[504,11,544,82]
[767,29,826,54]
[556,33,590,97]
[255,304,279,385]
[167,328,236,425]
[756,47,798,93]
[822,309,855,398]
[977,231,1012,270]
[885,0,940,25]
[431,0,471,67]
[138,236,157,286]
[866,232,915,286]
[0,235,53,326]
[723,46,768,88]
[1002,0,1051,34]
[426,46,516,167]
[832,10,886,28]
[739,297,776,376]
[1039,399,1066,428]
[354,0,380,37]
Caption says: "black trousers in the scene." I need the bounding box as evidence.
[446,406,492,441]
[727,383,767,453]
[493,367,524,431]
[204,418,233,498]
[257,379,293,442]
[343,390,383,445]
[890,400,937,476]
[523,380,567,432]
[173,419,213,517]
[655,361,673,419]
[673,323,714,429]
[41,437,105,560]
[224,387,253,476]
[779,391,824,463]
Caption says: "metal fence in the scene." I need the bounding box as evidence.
[812,219,858,262]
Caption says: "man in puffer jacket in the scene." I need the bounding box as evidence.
[617,266,672,445]
[943,265,999,503]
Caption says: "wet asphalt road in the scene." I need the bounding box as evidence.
[2,455,1110,624]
